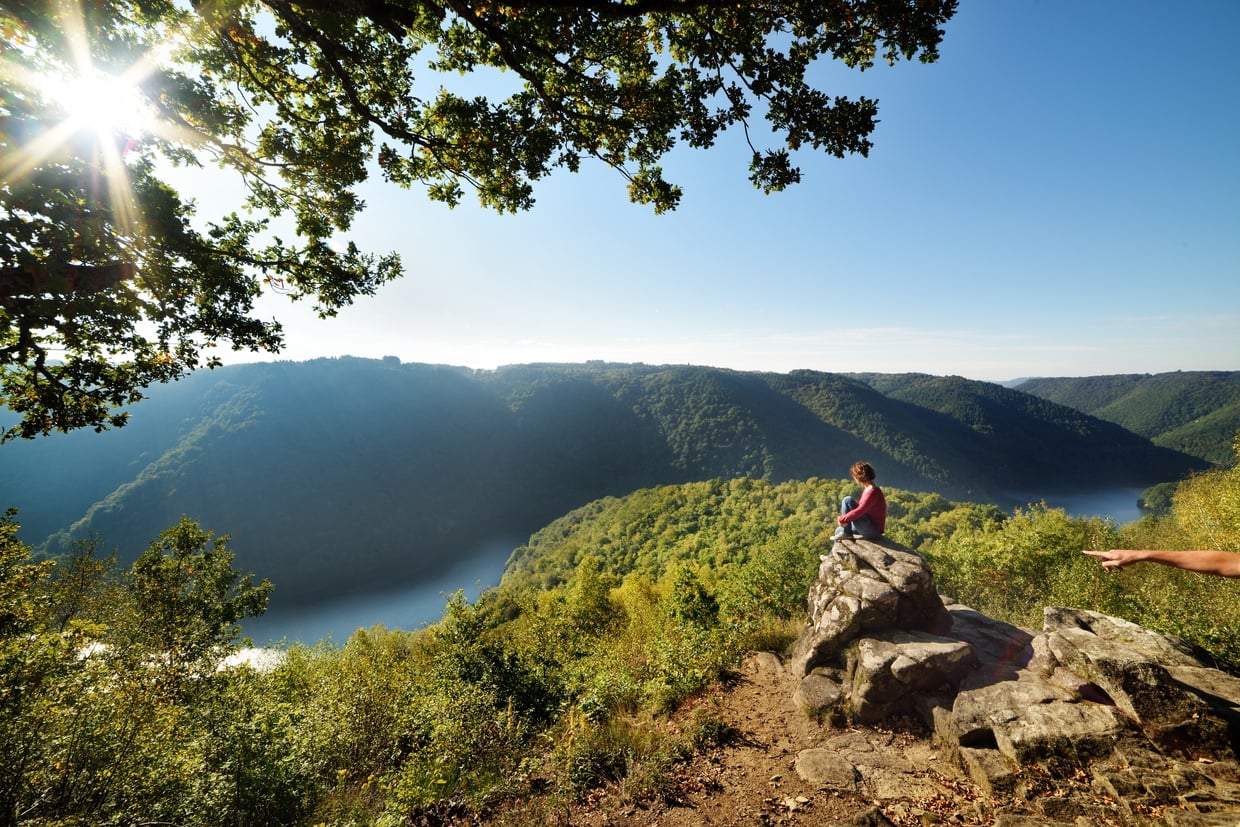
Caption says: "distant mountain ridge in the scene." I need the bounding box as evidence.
[1014,371,1240,466]
[0,359,1210,616]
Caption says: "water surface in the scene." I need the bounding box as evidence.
[242,537,519,645]
[1025,487,1145,525]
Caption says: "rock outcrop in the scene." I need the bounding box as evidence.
[790,536,1240,825]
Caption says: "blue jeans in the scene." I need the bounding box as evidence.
[840,495,879,539]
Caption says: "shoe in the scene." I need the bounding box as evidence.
[831,527,853,541]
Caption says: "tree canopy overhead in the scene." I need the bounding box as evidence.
[0,0,957,439]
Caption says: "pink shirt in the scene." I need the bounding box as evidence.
[841,485,887,533]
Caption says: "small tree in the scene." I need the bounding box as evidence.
[1169,432,1240,552]
[0,511,67,827]
[121,516,272,675]
[0,514,285,825]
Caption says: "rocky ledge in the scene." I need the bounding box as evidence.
[788,536,1240,826]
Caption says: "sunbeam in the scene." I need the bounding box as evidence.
[0,0,179,249]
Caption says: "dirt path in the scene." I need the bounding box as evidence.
[559,652,943,827]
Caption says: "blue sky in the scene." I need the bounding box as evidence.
[210,0,1239,382]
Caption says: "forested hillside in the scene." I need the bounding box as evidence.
[1015,371,1240,466]
[0,359,1208,617]
[7,454,1238,827]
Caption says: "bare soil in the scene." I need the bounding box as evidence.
[488,652,988,827]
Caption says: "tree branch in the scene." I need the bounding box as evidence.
[0,263,136,298]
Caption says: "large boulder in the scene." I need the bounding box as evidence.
[789,536,951,679]
[788,537,1240,822]
[845,630,978,724]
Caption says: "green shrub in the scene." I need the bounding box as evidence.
[923,503,1119,627]
[381,679,531,814]
[554,711,633,796]
[716,534,820,623]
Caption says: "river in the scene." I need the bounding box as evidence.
[241,537,520,646]
[241,487,1148,646]
[1013,487,1145,525]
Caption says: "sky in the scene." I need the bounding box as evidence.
[202,0,1240,383]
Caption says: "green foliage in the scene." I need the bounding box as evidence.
[431,593,563,727]
[284,629,423,785]
[1017,372,1240,466]
[502,476,872,601]
[667,564,720,627]
[2,2,955,436]
[923,441,1240,666]
[123,517,272,669]
[381,678,530,815]
[0,513,293,827]
[1167,435,1240,552]
[191,667,319,826]
[554,710,635,796]
[716,534,817,622]
[923,503,1120,628]
[1138,481,1178,517]
[0,510,66,826]
[9,464,1240,824]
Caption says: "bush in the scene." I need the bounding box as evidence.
[381,679,531,814]
[0,514,296,827]
[923,503,1119,627]
[716,534,820,623]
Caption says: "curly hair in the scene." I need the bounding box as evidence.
[850,461,877,484]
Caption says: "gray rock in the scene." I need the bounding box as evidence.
[790,537,951,677]
[845,631,978,723]
[1037,609,1240,762]
[988,695,1131,768]
[794,748,859,792]
[786,538,1240,822]
[794,669,844,720]
[825,806,897,827]
[1042,606,1205,666]
[949,672,1074,747]
[960,745,1018,796]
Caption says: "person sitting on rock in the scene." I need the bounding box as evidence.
[832,461,887,541]
[1083,548,1240,578]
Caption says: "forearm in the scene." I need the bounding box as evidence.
[1084,549,1240,578]
[841,489,874,523]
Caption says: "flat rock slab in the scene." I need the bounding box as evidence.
[795,748,860,792]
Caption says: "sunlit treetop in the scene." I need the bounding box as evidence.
[0,0,956,440]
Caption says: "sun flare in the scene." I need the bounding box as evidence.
[0,0,185,184]
[0,2,186,249]
[41,67,156,143]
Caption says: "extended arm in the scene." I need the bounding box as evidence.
[1083,549,1240,578]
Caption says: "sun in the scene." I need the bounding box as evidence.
[1,28,160,185]
[0,59,156,235]
[41,66,156,143]
[0,0,199,180]
[0,11,173,264]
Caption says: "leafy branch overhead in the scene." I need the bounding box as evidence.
[0,0,957,439]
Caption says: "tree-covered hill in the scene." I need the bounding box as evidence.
[849,372,1207,486]
[5,438,1239,827]
[1014,371,1240,466]
[0,359,1208,616]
